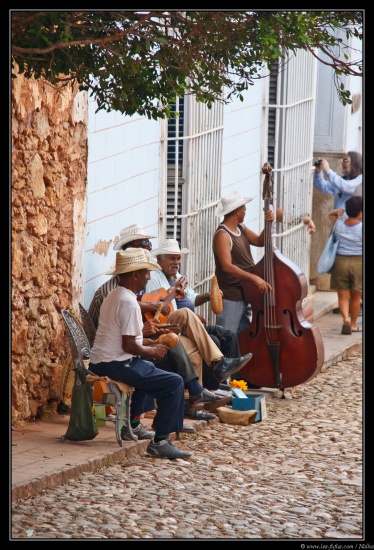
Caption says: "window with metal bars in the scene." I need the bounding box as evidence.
[268,59,278,169]
[166,179,183,242]
[166,96,185,241]
[167,97,184,166]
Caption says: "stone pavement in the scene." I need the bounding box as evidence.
[11,347,363,540]
[11,290,363,534]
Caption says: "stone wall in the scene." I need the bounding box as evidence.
[11,69,88,426]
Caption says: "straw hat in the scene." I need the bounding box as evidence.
[113,223,156,251]
[216,407,258,425]
[152,238,189,257]
[143,249,154,261]
[215,191,253,217]
[105,248,161,275]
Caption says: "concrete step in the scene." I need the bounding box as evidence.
[304,286,338,323]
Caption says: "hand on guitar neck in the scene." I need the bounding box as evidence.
[141,276,188,323]
[171,275,188,292]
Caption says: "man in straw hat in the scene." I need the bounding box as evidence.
[147,238,253,390]
[89,225,250,394]
[89,224,190,328]
[89,248,192,459]
[87,224,222,422]
[88,223,157,328]
[149,239,242,393]
[213,191,275,335]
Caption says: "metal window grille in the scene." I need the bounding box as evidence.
[161,94,224,323]
[160,49,317,324]
[266,50,317,278]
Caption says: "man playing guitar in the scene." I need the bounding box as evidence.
[88,224,251,418]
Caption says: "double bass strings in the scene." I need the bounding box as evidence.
[264,210,277,343]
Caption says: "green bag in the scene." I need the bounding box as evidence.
[63,368,99,441]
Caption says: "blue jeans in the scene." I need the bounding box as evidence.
[89,357,185,435]
[205,324,240,357]
[216,299,249,335]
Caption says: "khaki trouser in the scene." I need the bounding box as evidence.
[168,308,224,373]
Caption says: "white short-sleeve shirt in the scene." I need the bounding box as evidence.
[90,286,143,364]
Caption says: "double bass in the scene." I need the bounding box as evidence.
[238,163,324,394]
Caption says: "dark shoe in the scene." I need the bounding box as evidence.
[212,353,253,383]
[147,437,192,459]
[125,423,154,440]
[204,395,232,412]
[189,389,211,405]
[184,408,217,421]
[189,389,232,410]
[121,424,138,442]
[341,323,352,335]
[181,424,196,434]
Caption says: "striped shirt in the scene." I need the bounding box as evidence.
[88,276,119,330]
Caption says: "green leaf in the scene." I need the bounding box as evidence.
[11,10,362,118]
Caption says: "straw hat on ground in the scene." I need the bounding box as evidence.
[215,191,253,217]
[113,223,156,251]
[152,238,189,257]
[105,248,161,275]
[216,407,258,425]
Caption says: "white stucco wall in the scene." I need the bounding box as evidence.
[83,98,162,308]
[314,34,362,155]
[83,82,266,308]
[221,79,265,264]
[83,45,357,307]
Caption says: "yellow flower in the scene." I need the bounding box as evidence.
[229,379,248,391]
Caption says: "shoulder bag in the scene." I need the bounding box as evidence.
[317,218,345,275]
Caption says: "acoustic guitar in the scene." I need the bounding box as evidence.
[141,276,187,324]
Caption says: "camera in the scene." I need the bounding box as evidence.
[314,160,322,167]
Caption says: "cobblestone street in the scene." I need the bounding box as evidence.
[11,347,364,541]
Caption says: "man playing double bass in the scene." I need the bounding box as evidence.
[213,190,274,336]
[214,182,324,392]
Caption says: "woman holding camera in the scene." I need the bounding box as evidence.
[313,151,362,209]
[314,151,363,316]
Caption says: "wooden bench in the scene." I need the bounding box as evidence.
[60,307,136,447]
